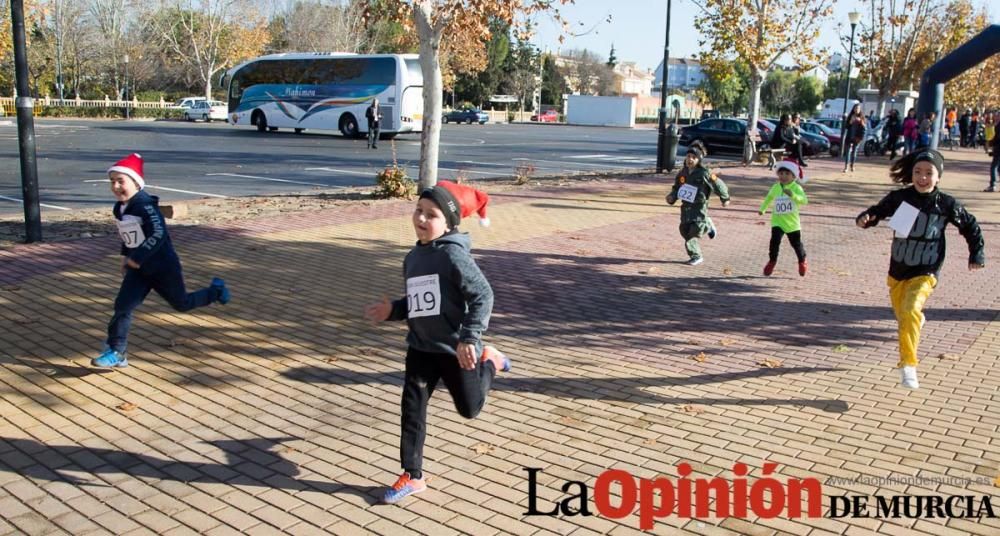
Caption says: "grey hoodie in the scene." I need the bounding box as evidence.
[389,232,493,356]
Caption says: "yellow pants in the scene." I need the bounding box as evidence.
[887,275,936,368]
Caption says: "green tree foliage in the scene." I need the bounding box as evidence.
[761,69,796,115]
[453,18,510,108]
[792,75,823,115]
[606,43,617,68]
[540,53,567,106]
[501,31,539,111]
[698,58,749,116]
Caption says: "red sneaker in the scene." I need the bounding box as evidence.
[798,260,808,277]
[481,345,511,372]
[382,472,427,504]
[763,261,776,276]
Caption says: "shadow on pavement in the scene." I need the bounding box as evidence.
[282,365,851,413]
[0,436,384,506]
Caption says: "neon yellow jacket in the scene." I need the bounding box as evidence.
[759,182,807,233]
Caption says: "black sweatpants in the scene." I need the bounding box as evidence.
[400,346,496,476]
[769,226,806,263]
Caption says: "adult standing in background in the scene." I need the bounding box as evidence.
[365,98,382,150]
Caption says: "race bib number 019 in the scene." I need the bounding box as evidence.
[677,184,698,203]
[773,196,795,215]
[116,216,146,249]
[406,274,441,318]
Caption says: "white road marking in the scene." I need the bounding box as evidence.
[303,167,366,175]
[511,157,643,169]
[206,172,329,187]
[0,195,71,210]
[437,168,497,175]
[144,185,227,198]
[566,154,612,159]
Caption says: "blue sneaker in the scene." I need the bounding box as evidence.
[481,345,511,372]
[92,348,128,368]
[382,472,427,504]
[210,277,230,305]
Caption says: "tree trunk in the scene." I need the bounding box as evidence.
[744,69,764,164]
[414,1,442,190]
[205,77,212,101]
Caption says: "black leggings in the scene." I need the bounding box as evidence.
[769,226,806,263]
[400,346,496,475]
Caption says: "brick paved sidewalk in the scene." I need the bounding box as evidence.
[1,150,998,535]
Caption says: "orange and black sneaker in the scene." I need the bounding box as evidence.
[382,472,426,504]
[763,260,777,276]
[481,345,511,372]
[798,260,808,277]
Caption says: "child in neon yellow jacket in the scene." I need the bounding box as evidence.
[759,161,808,276]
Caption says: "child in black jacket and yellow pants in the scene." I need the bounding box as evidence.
[93,154,230,368]
[856,149,985,389]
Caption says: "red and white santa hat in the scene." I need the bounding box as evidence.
[438,180,492,227]
[775,158,806,183]
[107,153,145,189]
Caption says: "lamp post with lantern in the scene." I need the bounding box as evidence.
[840,10,861,158]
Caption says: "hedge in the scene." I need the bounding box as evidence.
[32,106,186,120]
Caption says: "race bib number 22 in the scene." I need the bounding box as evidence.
[406,274,441,318]
[677,184,698,203]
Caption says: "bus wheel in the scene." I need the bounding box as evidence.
[295,128,304,134]
[254,111,268,132]
[339,114,359,138]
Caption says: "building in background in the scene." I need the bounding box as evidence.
[652,57,706,96]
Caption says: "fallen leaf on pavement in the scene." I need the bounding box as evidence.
[720,338,737,346]
[116,402,138,412]
[755,221,766,225]
[758,358,782,368]
[832,344,851,353]
[325,357,339,363]
[722,267,733,275]
[693,352,707,363]
[575,249,591,256]
[640,266,660,275]
[642,438,657,445]
[937,353,960,361]
[470,443,494,455]
[682,405,705,414]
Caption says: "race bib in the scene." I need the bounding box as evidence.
[677,184,698,203]
[406,274,441,318]
[773,196,795,215]
[116,215,146,249]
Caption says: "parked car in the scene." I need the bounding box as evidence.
[679,118,773,154]
[764,118,832,157]
[171,96,207,110]
[443,108,489,124]
[812,117,843,132]
[531,109,559,122]
[801,121,842,156]
[184,100,227,122]
[700,109,721,120]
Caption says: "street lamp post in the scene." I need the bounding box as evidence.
[655,0,673,173]
[123,54,130,120]
[840,10,861,158]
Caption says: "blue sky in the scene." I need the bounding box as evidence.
[532,0,998,72]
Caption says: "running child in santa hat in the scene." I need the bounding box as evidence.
[92,153,231,368]
[759,160,809,277]
[363,182,508,505]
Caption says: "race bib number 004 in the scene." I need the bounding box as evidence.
[116,216,146,249]
[677,184,698,203]
[406,274,441,318]
[774,196,795,215]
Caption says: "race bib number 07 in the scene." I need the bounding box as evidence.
[406,274,441,318]
[774,196,795,215]
[677,184,698,203]
[116,215,146,249]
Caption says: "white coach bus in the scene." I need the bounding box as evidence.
[221,53,423,138]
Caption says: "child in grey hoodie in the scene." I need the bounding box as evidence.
[364,185,509,505]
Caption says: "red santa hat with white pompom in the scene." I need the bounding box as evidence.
[438,180,491,227]
[107,153,145,189]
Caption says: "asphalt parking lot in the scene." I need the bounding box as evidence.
[0,119,676,216]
